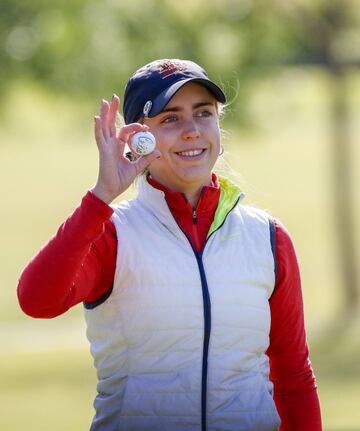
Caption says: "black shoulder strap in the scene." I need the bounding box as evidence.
[269,218,278,280]
[83,285,114,310]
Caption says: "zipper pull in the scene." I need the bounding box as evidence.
[192,209,198,224]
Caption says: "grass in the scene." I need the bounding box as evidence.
[311,314,360,430]
[1,70,359,430]
[0,349,96,431]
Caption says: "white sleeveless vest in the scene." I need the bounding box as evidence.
[85,177,281,431]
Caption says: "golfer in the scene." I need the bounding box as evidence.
[18,59,322,431]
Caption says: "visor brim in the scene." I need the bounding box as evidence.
[149,78,226,118]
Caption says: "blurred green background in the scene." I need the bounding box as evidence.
[1,0,359,430]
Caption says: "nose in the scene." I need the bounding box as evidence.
[182,118,200,140]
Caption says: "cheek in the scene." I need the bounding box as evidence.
[207,125,221,150]
[148,136,173,173]
[153,131,175,155]
[205,118,220,136]
[155,140,168,155]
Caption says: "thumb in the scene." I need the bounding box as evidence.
[134,150,162,173]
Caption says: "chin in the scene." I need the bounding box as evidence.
[178,170,212,186]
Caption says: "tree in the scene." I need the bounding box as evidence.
[1,0,359,310]
[271,0,360,313]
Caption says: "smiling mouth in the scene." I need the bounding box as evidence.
[175,149,205,157]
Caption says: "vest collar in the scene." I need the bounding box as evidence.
[137,174,245,239]
[137,176,183,240]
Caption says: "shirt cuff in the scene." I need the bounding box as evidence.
[83,190,114,220]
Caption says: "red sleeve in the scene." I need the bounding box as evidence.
[17,191,117,318]
[267,220,322,431]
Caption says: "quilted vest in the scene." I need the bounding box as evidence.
[85,177,281,431]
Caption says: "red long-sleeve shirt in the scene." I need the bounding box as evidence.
[17,176,322,431]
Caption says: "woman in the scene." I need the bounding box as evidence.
[18,59,322,431]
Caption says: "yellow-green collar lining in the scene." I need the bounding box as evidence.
[208,177,243,238]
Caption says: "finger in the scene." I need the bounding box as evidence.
[117,123,150,143]
[94,116,105,150]
[133,149,162,174]
[108,94,120,138]
[100,99,110,140]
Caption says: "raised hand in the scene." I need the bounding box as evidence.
[91,95,161,204]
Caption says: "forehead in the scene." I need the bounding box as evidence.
[164,82,217,108]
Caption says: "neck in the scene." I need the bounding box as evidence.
[183,188,203,209]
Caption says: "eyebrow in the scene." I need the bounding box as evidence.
[161,101,215,113]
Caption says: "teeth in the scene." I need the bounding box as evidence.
[178,149,203,157]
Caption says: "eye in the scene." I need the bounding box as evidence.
[196,109,213,118]
[161,114,178,124]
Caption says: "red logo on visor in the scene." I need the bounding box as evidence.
[158,61,187,79]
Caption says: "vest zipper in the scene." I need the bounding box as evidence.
[191,209,202,252]
[166,195,241,431]
[192,209,198,224]
[194,250,211,431]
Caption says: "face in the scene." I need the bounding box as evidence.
[144,82,221,194]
